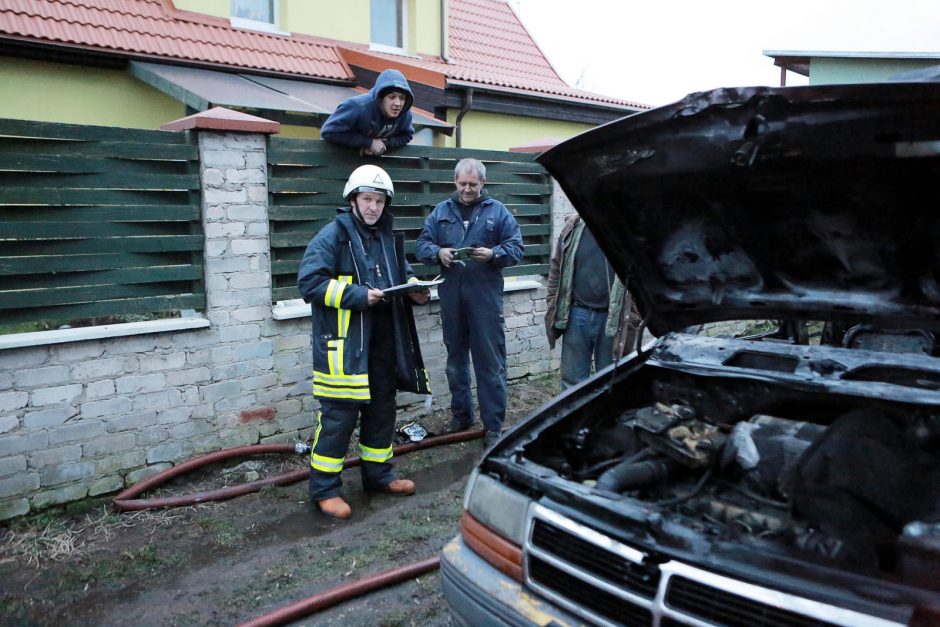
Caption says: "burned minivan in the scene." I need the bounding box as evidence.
[440,80,940,626]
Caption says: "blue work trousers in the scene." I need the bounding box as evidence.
[560,305,614,390]
[440,283,507,433]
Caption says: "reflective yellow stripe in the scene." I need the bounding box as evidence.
[338,307,350,340]
[314,387,372,400]
[336,275,352,337]
[327,339,344,375]
[312,370,371,401]
[310,412,345,472]
[312,411,323,446]
[324,279,346,309]
[311,453,345,473]
[358,443,393,463]
[407,276,419,284]
[313,371,368,386]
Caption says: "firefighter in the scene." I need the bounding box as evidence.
[297,165,431,519]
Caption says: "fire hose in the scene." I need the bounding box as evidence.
[236,556,441,627]
[112,430,484,511]
[111,430,482,624]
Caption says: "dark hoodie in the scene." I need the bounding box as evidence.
[320,69,415,150]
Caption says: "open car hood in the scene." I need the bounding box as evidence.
[538,81,940,337]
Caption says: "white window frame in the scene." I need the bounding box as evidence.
[230,0,288,35]
[369,0,409,55]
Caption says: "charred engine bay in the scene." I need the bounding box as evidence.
[520,362,940,589]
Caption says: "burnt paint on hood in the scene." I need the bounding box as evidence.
[538,81,940,337]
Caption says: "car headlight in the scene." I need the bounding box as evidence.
[464,471,530,546]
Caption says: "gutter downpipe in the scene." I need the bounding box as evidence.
[440,0,449,63]
[455,87,473,148]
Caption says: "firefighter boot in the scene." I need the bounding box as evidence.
[317,496,352,519]
[381,479,416,495]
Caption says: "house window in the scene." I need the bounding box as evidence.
[371,0,405,52]
[231,0,281,33]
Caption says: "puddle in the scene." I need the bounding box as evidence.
[245,446,478,544]
[406,449,479,493]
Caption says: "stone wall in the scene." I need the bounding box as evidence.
[0,123,557,521]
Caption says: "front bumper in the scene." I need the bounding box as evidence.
[440,535,584,627]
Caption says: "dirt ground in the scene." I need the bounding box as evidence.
[0,372,560,627]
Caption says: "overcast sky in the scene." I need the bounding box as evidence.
[512,0,940,107]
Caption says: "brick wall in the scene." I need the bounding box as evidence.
[0,126,557,521]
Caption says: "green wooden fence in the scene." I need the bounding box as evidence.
[0,119,203,329]
[267,139,553,303]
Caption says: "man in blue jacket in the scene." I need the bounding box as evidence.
[415,158,524,449]
[298,165,430,519]
[321,69,415,156]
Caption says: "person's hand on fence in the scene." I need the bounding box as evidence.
[363,139,387,156]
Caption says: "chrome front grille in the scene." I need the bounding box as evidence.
[666,575,831,627]
[523,503,903,627]
[528,555,653,627]
[530,516,660,598]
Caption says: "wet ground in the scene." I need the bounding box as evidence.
[0,373,560,626]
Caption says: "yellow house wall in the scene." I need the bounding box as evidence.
[172,0,229,18]
[172,1,441,55]
[444,109,594,151]
[278,124,321,139]
[408,0,443,56]
[283,2,369,43]
[0,57,184,129]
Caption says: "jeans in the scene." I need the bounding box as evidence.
[560,305,613,390]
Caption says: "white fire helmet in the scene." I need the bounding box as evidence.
[343,165,395,202]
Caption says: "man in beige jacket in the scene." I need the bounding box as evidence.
[545,213,640,389]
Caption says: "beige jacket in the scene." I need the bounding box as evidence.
[544,214,640,359]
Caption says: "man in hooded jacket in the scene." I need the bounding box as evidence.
[415,158,524,449]
[297,165,430,519]
[321,69,415,156]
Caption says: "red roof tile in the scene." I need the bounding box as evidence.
[0,0,352,81]
[343,0,647,109]
[0,0,646,109]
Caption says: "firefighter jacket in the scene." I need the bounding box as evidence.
[297,208,430,403]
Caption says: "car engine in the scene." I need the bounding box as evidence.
[521,366,940,590]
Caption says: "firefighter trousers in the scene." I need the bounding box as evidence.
[308,312,398,501]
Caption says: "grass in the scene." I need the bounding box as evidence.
[196,516,242,548]
[0,373,555,626]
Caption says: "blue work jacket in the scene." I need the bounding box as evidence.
[414,193,524,292]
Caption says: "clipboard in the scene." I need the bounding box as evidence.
[381,279,444,296]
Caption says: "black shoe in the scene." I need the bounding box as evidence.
[446,416,473,433]
[483,430,501,449]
